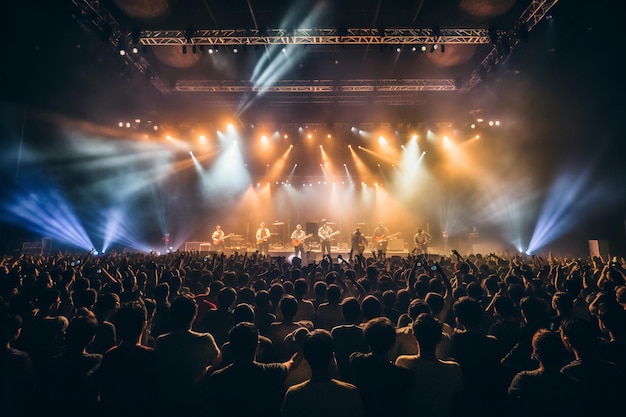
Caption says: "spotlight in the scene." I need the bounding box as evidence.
[421,45,427,52]
[131,27,141,45]
[516,23,529,43]
[431,25,441,39]
[396,46,401,53]
[233,47,238,53]
[185,26,194,43]
[430,44,437,53]
[488,26,499,45]
[131,47,139,54]
[412,46,417,52]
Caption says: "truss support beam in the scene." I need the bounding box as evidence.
[137,27,490,46]
[459,0,559,93]
[71,0,170,93]
[175,79,457,93]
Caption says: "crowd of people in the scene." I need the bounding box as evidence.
[1,247,625,417]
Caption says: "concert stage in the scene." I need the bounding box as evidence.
[185,241,413,262]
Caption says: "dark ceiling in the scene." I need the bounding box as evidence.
[0,1,610,128]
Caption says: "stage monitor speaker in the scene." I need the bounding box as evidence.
[185,241,208,252]
[388,238,404,251]
[306,222,319,242]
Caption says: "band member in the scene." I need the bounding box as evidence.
[290,224,307,259]
[212,225,226,253]
[373,221,391,258]
[350,227,368,260]
[414,228,432,255]
[256,222,271,255]
[318,219,334,257]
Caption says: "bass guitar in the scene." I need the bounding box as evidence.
[375,232,401,243]
[213,233,234,246]
[292,233,313,246]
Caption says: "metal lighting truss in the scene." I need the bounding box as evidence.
[174,79,457,93]
[72,0,559,95]
[459,0,559,92]
[137,28,490,46]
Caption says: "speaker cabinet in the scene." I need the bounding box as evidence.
[306,222,319,242]
[388,238,404,251]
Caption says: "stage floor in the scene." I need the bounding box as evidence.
[185,241,455,262]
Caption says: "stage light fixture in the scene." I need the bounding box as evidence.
[488,25,499,45]
[131,27,141,45]
[182,45,187,54]
[421,45,427,52]
[430,44,437,53]
[185,26,194,43]
[440,44,445,53]
[117,36,127,56]
[396,46,401,53]
[192,45,197,54]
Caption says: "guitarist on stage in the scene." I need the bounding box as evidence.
[256,222,271,255]
[413,228,432,255]
[350,227,368,261]
[373,221,391,258]
[318,219,334,257]
[290,224,309,260]
[212,225,226,253]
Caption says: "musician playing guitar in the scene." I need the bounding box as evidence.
[413,228,432,255]
[318,219,336,257]
[211,225,228,253]
[350,227,368,260]
[373,222,391,258]
[290,224,312,260]
[256,222,271,255]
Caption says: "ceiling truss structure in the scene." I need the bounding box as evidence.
[460,0,559,92]
[175,79,457,93]
[138,28,492,46]
[72,0,559,97]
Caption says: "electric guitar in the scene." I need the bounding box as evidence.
[414,235,432,251]
[213,233,234,246]
[257,235,270,244]
[375,232,401,243]
[292,233,313,246]
[320,230,340,242]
